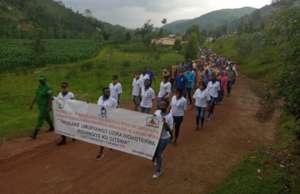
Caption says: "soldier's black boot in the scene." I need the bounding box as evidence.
[31,128,39,140]
[47,124,55,132]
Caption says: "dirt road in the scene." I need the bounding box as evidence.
[0,76,278,194]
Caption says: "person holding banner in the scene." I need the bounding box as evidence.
[56,82,75,146]
[170,88,187,145]
[140,79,155,114]
[30,75,54,139]
[152,99,173,179]
[96,87,118,160]
[109,75,122,106]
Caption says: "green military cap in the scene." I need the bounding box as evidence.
[37,75,47,81]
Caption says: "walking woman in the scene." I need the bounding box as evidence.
[207,76,220,120]
[157,69,172,109]
[140,79,155,114]
[131,72,141,111]
[193,81,211,130]
[171,88,187,145]
[152,99,173,179]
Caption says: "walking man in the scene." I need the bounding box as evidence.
[96,87,118,160]
[30,75,54,139]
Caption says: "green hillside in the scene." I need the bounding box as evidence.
[0,0,127,39]
[163,7,256,34]
[213,0,300,36]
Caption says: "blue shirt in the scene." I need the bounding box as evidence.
[145,70,154,80]
[176,75,187,90]
[184,71,195,88]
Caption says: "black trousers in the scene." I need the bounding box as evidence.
[173,116,184,140]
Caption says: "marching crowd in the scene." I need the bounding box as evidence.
[29,48,238,179]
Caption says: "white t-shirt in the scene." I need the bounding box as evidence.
[57,92,75,100]
[109,83,122,101]
[97,96,117,109]
[132,78,141,96]
[171,96,187,117]
[139,74,150,89]
[158,81,172,98]
[193,89,211,108]
[154,110,173,139]
[140,87,155,108]
[207,81,220,98]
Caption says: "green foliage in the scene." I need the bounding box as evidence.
[184,33,199,60]
[270,8,300,118]
[0,39,101,71]
[185,25,205,45]
[135,20,155,47]
[173,39,182,51]
[184,25,206,60]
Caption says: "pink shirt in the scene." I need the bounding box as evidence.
[220,75,228,91]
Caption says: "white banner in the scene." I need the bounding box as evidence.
[52,99,163,160]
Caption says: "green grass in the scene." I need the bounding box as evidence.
[211,149,287,194]
[210,114,300,194]
[0,39,101,71]
[0,43,184,139]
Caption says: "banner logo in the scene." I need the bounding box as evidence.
[146,116,160,128]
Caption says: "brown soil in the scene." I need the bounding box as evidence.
[0,75,278,194]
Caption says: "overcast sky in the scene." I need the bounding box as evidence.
[61,0,271,28]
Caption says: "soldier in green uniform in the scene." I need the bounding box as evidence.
[30,75,54,139]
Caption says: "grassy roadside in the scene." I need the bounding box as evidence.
[0,43,184,139]
[210,113,300,194]
[207,36,300,194]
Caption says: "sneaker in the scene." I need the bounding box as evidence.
[96,154,104,160]
[152,172,161,179]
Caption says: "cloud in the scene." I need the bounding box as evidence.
[61,0,270,28]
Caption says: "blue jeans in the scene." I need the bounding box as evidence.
[154,138,170,173]
[196,107,206,127]
[208,97,218,118]
[196,107,205,119]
